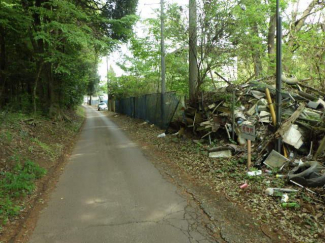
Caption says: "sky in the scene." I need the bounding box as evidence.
[98,0,313,82]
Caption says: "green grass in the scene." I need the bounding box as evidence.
[0,110,82,229]
[76,106,85,118]
[0,160,46,225]
[0,112,29,129]
[0,131,13,144]
[67,106,85,132]
[31,138,55,159]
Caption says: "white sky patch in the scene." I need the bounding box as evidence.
[98,0,319,81]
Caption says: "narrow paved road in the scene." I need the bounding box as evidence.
[30,106,215,243]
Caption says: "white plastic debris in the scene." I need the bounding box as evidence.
[209,150,232,158]
[293,159,304,166]
[281,194,289,203]
[157,133,166,138]
[265,188,298,196]
[259,111,271,123]
[234,110,246,120]
[247,170,262,176]
[282,124,303,149]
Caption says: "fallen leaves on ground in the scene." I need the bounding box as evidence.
[109,112,325,243]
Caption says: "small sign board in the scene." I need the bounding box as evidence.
[240,121,256,141]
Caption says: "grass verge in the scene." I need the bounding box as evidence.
[0,106,85,237]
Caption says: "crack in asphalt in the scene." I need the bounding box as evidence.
[84,192,218,243]
[161,172,222,242]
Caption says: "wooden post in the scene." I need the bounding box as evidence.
[247,140,252,169]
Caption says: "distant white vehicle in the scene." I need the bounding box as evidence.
[98,102,108,111]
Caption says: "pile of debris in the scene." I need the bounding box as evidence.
[172,76,325,202]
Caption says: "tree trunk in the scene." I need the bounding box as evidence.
[47,64,61,119]
[251,24,262,77]
[33,62,44,115]
[0,26,6,107]
[267,13,276,73]
[252,50,262,78]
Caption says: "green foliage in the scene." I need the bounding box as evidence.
[101,0,139,41]
[0,131,13,144]
[76,106,85,118]
[31,138,55,159]
[0,160,46,224]
[110,4,189,98]
[110,0,325,99]
[0,0,138,115]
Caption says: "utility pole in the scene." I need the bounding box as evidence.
[160,0,166,127]
[275,0,282,152]
[189,0,198,106]
[106,56,110,110]
[160,0,166,94]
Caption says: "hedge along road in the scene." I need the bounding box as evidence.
[29,106,216,243]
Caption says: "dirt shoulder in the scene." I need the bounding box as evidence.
[0,107,85,243]
[106,111,325,243]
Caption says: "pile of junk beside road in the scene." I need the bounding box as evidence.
[168,75,325,206]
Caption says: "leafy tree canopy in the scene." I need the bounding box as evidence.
[0,0,138,117]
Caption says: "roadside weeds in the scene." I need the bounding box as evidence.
[0,107,85,242]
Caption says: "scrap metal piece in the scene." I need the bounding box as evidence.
[263,150,290,169]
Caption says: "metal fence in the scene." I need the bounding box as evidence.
[115,92,180,129]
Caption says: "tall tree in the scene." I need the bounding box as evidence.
[0,0,138,117]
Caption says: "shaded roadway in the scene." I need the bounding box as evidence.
[29,106,216,243]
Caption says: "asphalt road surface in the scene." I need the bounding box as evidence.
[30,106,215,243]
